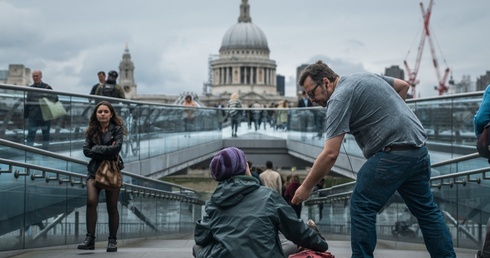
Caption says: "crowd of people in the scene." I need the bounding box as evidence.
[214,92,326,138]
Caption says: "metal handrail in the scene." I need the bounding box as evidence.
[429,166,489,188]
[0,157,204,205]
[431,152,481,168]
[0,138,200,194]
[305,154,490,206]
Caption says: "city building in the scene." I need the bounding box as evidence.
[0,70,7,84]
[134,0,295,108]
[296,64,308,94]
[0,1,298,108]
[476,71,490,91]
[276,74,285,96]
[210,0,277,97]
[384,65,405,80]
[0,64,31,86]
[452,75,474,94]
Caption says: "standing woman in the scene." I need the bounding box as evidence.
[227,93,242,137]
[277,100,289,131]
[183,95,197,137]
[78,101,125,252]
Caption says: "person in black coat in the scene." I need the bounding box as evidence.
[297,91,313,140]
[247,161,262,185]
[78,101,126,252]
[297,90,313,108]
[90,71,106,95]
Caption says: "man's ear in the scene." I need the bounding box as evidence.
[323,77,330,89]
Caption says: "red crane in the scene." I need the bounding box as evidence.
[403,0,450,97]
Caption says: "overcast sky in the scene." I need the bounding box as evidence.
[1,0,488,98]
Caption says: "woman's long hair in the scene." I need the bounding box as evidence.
[85,101,126,138]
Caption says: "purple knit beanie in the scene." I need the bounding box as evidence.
[210,147,247,181]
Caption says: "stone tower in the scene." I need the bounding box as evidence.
[118,43,137,99]
[7,64,31,86]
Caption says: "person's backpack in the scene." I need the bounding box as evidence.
[477,122,490,159]
[101,83,117,97]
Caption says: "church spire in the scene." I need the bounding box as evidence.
[119,44,136,99]
[238,0,252,23]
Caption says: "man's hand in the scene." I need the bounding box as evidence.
[291,185,311,205]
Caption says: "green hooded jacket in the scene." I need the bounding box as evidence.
[194,176,328,258]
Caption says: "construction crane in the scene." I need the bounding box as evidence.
[403,0,450,97]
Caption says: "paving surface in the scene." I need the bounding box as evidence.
[2,234,478,258]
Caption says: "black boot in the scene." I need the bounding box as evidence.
[77,233,95,250]
[107,237,117,252]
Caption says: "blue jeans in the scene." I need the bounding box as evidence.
[350,146,455,258]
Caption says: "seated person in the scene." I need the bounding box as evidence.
[193,147,329,257]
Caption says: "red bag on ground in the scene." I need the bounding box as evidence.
[288,220,335,258]
[288,249,335,258]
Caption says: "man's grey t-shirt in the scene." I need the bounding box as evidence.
[325,73,427,158]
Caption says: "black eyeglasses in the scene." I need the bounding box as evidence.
[307,83,321,99]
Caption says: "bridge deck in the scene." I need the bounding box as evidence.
[4,234,478,258]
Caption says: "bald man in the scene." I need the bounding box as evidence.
[24,70,58,150]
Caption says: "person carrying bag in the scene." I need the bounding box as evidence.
[474,84,490,258]
[78,101,126,253]
[24,70,59,150]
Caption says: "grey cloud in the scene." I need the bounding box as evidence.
[307,55,367,75]
[1,0,489,98]
[342,39,365,52]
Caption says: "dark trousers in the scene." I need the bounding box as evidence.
[26,118,51,150]
[231,118,239,134]
[183,117,194,132]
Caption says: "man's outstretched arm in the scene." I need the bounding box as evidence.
[291,133,344,204]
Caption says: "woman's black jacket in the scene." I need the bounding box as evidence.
[83,123,123,178]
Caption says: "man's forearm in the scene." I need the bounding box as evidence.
[302,152,334,191]
[392,79,409,100]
